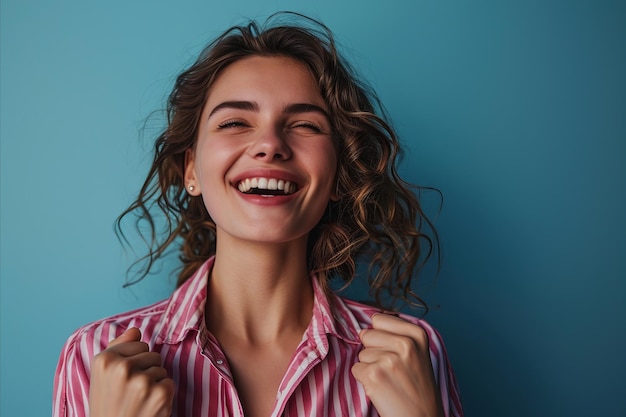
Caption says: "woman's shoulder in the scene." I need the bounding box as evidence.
[61,298,170,358]
[338,297,450,357]
[340,297,431,328]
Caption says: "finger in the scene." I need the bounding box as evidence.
[371,314,415,335]
[106,341,151,357]
[108,327,142,348]
[357,346,391,364]
[127,352,165,371]
[350,361,369,384]
[360,327,414,349]
[369,314,429,346]
[350,361,405,395]
[150,378,176,417]
[143,366,170,382]
[360,328,430,366]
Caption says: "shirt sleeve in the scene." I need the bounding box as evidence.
[52,323,124,417]
[52,329,92,417]
[415,319,464,417]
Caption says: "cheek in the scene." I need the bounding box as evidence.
[194,141,236,184]
[200,195,221,222]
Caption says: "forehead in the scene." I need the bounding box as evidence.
[206,55,325,107]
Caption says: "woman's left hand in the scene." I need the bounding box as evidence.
[351,313,445,417]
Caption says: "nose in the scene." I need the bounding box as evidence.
[247,127,292,161]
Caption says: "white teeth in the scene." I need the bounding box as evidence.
[237,177,297,195]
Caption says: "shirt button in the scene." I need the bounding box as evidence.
[216,359,224,365]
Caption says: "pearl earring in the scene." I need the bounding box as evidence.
[188,185,195,192]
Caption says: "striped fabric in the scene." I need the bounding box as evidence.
[53,257,463,417]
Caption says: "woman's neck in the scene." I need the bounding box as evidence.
[205,234,314,346]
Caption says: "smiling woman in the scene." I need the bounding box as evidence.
[52,13,463,417]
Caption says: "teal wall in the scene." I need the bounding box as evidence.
[1,1,625,416]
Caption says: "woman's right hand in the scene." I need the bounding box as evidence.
[89,327,175,417]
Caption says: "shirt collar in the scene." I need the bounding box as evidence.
[154,258,212,344]
[154,257,362,346]
[308,273,362,348]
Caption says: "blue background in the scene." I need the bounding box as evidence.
[1,1,625,416]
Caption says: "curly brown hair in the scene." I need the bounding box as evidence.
[117,12,439,312]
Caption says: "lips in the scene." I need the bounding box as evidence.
[236,177,298,195]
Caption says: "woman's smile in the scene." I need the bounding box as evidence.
[232,168,304,197]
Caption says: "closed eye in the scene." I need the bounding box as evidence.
[217,119,249,129]
[291,122,324,133]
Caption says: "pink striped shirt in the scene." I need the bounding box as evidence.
[53,258,463,416]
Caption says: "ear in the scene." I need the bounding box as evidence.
[184,148,202,196]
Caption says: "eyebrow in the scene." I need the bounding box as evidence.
[283,103,330,120]
[208,101,330,120]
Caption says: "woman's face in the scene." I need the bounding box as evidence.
[185,55,337,246]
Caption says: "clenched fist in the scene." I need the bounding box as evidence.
[89,328,175,417]
[352,314,444,417]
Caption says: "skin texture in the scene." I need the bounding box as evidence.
[88,56,444,417]
[89,328,174,417]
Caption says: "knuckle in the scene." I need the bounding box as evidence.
[395,335,416,358]
[412,326,428,345]
[148,351,165,365]
[128,373,152,398]
[154,366,168,380]
[380,352,402,372]
[93,350,114,365]
[110,361,133,380]
[153,379,175,403]
[363,363,386,385]
[92,352,125,376]
[91,352,108,372]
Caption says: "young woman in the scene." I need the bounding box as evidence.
[53,13,463,417]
